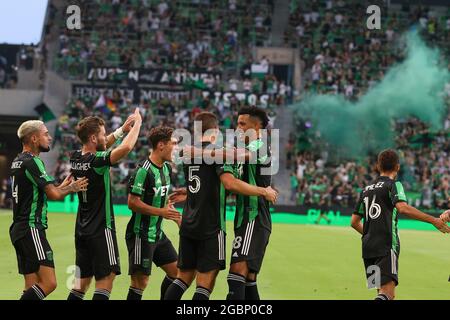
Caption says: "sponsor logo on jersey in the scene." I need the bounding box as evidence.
[153,185,170,196]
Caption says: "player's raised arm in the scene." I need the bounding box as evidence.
[105,113,136,149]
[395,202,450,233]
[110,108,142,165]
[219,172,278,203]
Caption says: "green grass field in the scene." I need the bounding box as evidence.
[0,210,449,300]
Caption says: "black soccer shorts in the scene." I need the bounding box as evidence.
[127,233,178,276]
[230,219,271,274]
[364,249,399,287]
[12,227,55,275]
[75,228,121,280]
[177,230,226,273]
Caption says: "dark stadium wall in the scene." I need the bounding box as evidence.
[0,115,37,181]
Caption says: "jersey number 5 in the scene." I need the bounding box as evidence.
[188,166,201,194]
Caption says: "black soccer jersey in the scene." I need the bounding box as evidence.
[234,138,272,232]
[9,152,55,243]
[126,159,172,243]
[70,150,115,237]
[180,142,233,240]
[354,176,407,259]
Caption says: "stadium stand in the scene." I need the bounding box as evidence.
[288,0,450,210]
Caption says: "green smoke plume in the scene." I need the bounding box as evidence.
[292,31,449,158]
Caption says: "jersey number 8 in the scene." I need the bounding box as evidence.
[232,236,243,249]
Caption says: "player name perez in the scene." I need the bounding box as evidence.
[176,305,210,317]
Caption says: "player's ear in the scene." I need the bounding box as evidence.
[30,134,38,144]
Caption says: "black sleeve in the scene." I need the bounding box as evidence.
[216,164,235,177]
[24,157,55,191]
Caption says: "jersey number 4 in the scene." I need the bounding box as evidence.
[363,195,381,220]
[188,166,201,194]
[12,176,18,204]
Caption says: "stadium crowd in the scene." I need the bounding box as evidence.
[288,1,450,210]
[3,0,446,211]
[47,0,286,199]
[54,0,274,79]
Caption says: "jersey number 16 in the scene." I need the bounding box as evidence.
[363,195,381,220]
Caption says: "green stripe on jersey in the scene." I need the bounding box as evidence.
[133,213,142,235]
[148,164,162,242]
[358,201,364,215]
[104,167,112,229]
[25,169,38,228]
[248,139,263,152]
[392,208,399,253]
[395,182,407,201]
[162,164,170,206]
[248,163,259,221]
[220,184,226,232]
[42,193,48,227]
[33,158,52,181]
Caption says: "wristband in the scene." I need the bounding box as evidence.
[113,127,124,139]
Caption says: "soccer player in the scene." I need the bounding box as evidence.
[351,149,450,300]
[67,108,142,300]
[226,106,276,300]
[125,126,181,300]
[10,120,88,300]
[163,112,277,300]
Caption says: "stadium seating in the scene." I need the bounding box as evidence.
[288,0,450,210]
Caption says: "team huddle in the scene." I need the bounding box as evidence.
[9,106,280,300]
[8,106,450,300]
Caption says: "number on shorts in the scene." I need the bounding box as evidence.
[232,236,243,249]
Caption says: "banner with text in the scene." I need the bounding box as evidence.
[87,67,221,85]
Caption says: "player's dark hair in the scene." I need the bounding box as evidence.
[238,106,269,128]
[195,112,218,133]
[148,126,174,149]
[377,149,399,172]
[76,116,105,144]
